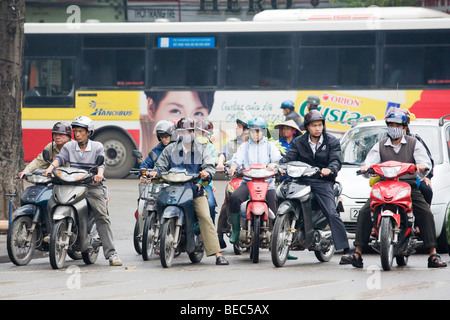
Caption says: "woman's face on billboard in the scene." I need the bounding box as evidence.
[148,91,209,121]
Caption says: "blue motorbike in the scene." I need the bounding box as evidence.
[7,169,53,266]
[156,168,205,268]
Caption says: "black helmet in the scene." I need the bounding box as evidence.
[52,122,72,138]
[304,110,325,127]
[176,117,195,131]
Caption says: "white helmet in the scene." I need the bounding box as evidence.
[153,120,176,142]
[71,116,94,134]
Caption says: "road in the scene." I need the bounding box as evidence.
[1,177,450,302]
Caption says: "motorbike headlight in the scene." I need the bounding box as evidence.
[161,172,192,183]
[244,168,273,179]
[394,187,410,201]
[26,174,51,184]
[380,166,401,178]
[55,168,88,182]
[287,165,306,178]
[371,188,383,200]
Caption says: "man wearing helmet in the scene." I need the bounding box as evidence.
[341,109,446,268]
[43,116,122,266]
[227,117,282,244]
[280,110,350,256]
[306,94,321,111]
[149,118,229,265]
[19,122,72,179]
[280,100,302,128]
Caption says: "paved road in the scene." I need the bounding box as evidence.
[1,177,449,301]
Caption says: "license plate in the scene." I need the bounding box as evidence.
[350,208,360,219]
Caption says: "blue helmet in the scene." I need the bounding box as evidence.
[385,110,409,127]
[248,117,267,130]
[280,100,295,110]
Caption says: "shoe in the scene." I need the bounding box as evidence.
[287,253,298,260]
[428,253,447,268]
[229,212,240,244]
[340,251,363,268]
[216,255,229,265]
[109,253,123,266]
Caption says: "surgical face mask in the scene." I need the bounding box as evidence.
[195,136,209,144]
[180,133,194,144]
[387,127,404,140]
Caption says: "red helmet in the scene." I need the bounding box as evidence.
[52,122,72,138]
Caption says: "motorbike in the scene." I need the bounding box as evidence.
[156,168,205,268]
[358,160,421,271]
[44,150,104,269]
[236,164,277,263]
[7,169,53,266]
[271,161,340,267]
[131,150,166,261]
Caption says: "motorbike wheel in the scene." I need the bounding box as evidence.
[188,233,204,264]
[160,218,176,268]
[49,219,70,269]
[271,213,291,267]
[82,225,100,265]
[7,216,38,266]
[314,240,335,262]
[379,216,395,271]
[251,215,261,264]
[133,219,143,255]
[142,212,158,261]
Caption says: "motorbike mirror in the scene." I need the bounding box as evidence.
[95,155,105,167]
[132,150,143,160]
[42,149,51,163]
[149,151,158,163]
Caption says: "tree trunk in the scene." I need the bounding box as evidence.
[0,0,25,220]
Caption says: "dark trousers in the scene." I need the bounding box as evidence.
[304,178,349,251]
[228,182,277,215]
[355,186,437,249]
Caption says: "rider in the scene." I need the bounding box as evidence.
[216,110,251,248]
[227,117,282,244]
[194,118,217,224]
[306,94,321,111]
[280,100,302,128]
[19,122,72,178]
[275,119,301,153]
[280,110,350,255]
[340,110,446,268]
[148,118,229,265]
[43,116,123,267]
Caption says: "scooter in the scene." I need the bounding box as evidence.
[271,161,340,267]
[237,164,277,263]
[358,160,421,271]
[156,168,204,268]
[44,150,104,269]
[7,169,53,266]
[131,150,166,260]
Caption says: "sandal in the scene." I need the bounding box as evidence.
[428,253,447,268]
[340,251,363,268]
[216,255,229,265]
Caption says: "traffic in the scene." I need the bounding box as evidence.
[7,101,450,273]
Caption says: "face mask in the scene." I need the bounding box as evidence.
[195,136,209,144]
[387,127,404,140]
[180,133,194,144]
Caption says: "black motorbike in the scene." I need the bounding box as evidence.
[156,168,205,268]
[7,169,53,266]
[271,161,342,267]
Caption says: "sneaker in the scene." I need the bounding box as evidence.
[109,253,123,266]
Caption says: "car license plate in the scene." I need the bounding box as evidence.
[350,208,360,219]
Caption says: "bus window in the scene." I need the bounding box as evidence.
[23,58,75,108]
[383,47,425,87]
[152,49,217,87]
[298,32,376,88]
[81,49,145,88]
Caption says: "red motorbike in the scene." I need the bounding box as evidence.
[360,160,420,271]
[223,168,244,255]
[238,164,276,263]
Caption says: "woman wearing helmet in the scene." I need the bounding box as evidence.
[139,120,176,176]
[227,117,282,244]
[19,122,72,179]
[280,110,350,256]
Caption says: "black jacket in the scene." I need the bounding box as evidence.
[280,132,342,182]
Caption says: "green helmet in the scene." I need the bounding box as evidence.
[236,110,252,129]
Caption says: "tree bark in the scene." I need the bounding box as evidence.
[0,0,25,220]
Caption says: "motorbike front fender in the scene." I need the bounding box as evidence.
[52,205,76,223]
[162,206,184,226]
[13,204,40,221]
[378,209,401,229]
[247,202,268,220]
[276,200,298,217]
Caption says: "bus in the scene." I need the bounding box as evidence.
[22,6,450,178]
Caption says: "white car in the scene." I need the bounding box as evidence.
[337,116,450,253]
